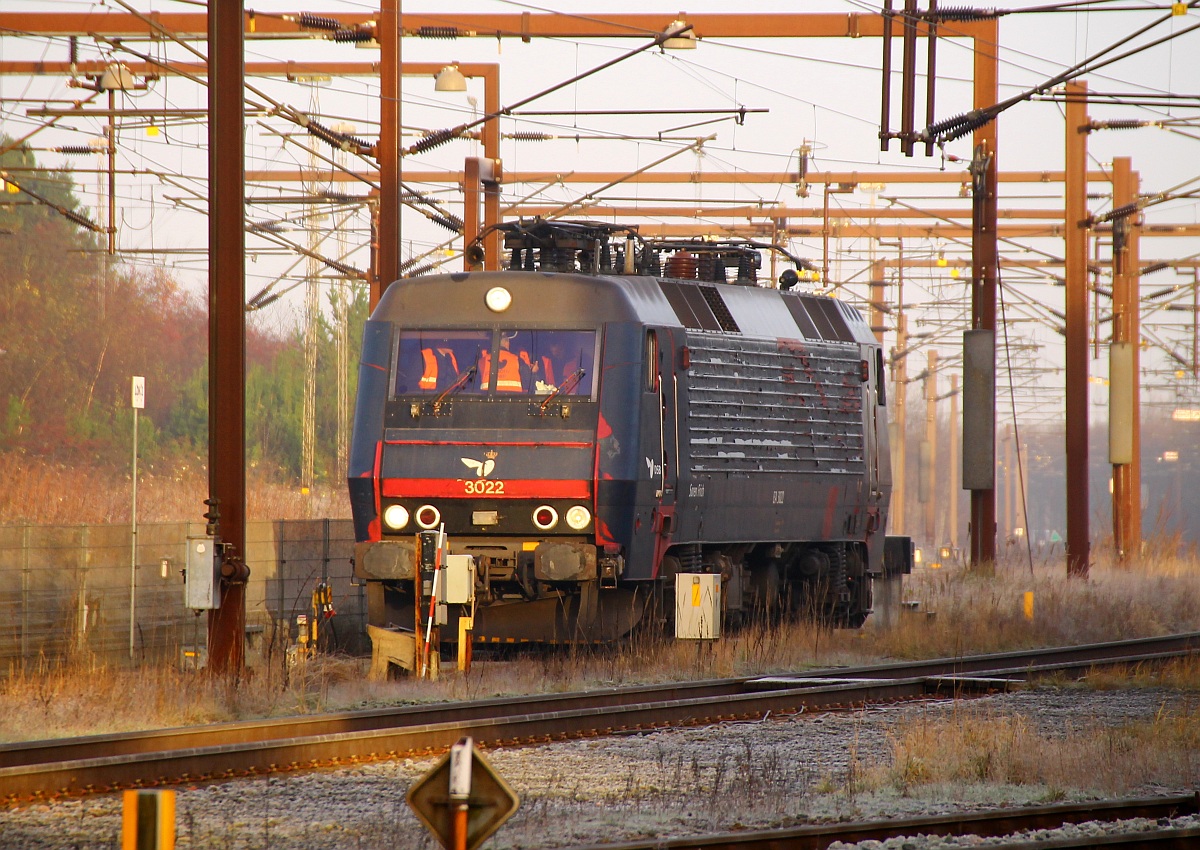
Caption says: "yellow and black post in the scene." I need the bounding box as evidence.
[122,790,174,850]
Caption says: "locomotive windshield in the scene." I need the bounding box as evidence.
[393,328,596,398]
[394,330,490,395]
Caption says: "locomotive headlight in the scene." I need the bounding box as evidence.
[415,504,442,530]
[532,505,559,531]
[565,505,591,530]
[383,504,410,530]
[484,286,512,313]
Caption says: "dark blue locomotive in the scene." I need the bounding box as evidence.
[349,221,905,643]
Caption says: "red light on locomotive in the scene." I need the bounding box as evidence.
[533,505,559,530]
[416,504,442,529]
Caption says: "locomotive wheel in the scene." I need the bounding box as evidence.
[749,561,786,621]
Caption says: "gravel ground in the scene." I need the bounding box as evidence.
[1,686,1197,849]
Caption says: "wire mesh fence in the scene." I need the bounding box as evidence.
[0,519,367,673]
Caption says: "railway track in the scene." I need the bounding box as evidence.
[563,794,1200,850]
[2,631,1197,804]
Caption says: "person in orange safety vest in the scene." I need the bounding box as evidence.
[479,335,529,392]
[419,346,459,391]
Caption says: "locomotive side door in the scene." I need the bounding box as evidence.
[862,343,880,499]
[863,344,891,564]
[652,329,679,568]
[638,328,686,573]
[868,346,892,492]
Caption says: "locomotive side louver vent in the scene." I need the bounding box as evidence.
[698,285,741,333]
[658,279,720,331]
[684,335,865,476]
[781,294,857,342]
[781,294,821,340]
[809,298,856,342]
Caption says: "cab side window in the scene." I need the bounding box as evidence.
[646,330,660,393]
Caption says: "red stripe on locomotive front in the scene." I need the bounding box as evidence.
[368,440,383,542]
[381,478,591,499]
[383,439,592,449]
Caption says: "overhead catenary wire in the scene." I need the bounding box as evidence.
[100,0,463,233]
[924,3,1200,144]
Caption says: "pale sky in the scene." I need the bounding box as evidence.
[3,0,1199,424]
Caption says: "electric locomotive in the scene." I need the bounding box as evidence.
[349,220,906,644]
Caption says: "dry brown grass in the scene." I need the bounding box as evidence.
[879,701,1200,796]
[2,553,1200,744]
[0,451,348,523]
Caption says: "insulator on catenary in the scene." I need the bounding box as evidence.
[509,132,553,141]
[306,120,371,153]
[56,146,97,155]
[928,6,1001,21]
[429,212,465,234]
[926,110,978,140]
[1141,262,1170,276]
[404,262,439,278]
[933,109,995,143]
[948,114,994,142]
[407,126,461,155]
[1094,119,1147,131]
[332,27,375,43]
[323,257,360,276]
[63,208,102,231]
[415,26,460,39]
[1108,202,1140,221]
[398,192,435,204]
[293,13,343,32]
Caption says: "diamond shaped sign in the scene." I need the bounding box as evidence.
[407,739,519,850]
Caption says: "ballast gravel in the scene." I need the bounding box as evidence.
[1,686,1197,849]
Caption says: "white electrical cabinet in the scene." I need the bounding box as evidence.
[185,536,219,610]
[443,554,476,605]
[675,573,721,640]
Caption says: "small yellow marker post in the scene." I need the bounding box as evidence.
[122,789,175,850]
[458,615,474,672]
[1023,591,1035,622]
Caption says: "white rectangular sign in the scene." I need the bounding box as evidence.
[131,376,145,409]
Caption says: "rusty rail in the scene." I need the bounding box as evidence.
[2,631,1198,803]
[564,794,1200,850]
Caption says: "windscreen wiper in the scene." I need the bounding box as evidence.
[539,367,586,413]
[433,365,477,411]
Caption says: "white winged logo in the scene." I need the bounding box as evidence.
[461,451,497,477]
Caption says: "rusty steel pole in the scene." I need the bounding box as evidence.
[948,373,959,552]
[923,349,938,543]
[207,0,247,674]
[480,64,502,270]
[106,89,116,255]
[374,0,400,309]
[968,18,998,568]
[869,258,886,343]
[1064,81,1090,578]
[1003,424,1014,538]
[1110,156,1141,562]
[891,311,908,536]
